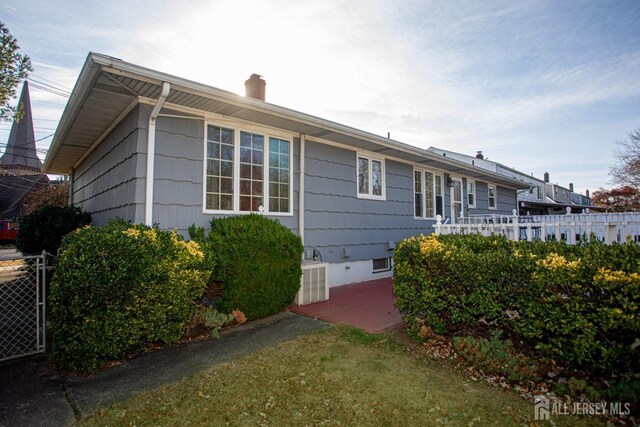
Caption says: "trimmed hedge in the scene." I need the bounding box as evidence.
[393,233,640,376]
[194,214,303,320]
[50,219,208,372]
[15,205,91,255]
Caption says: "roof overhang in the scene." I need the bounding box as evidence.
[44,53,529,190]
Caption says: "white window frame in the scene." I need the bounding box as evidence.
[466,179,476,208]
[203,121,294,216]
[450,176,464,224]
[488,184,497,210]
[413,167,444,219]
[356,153,386,200]
[372,257,392,273]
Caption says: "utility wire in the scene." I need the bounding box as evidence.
[30,73,73,91]
[28,77,71,95]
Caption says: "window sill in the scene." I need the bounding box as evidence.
[357,194,386,201]
[202,209,294,217]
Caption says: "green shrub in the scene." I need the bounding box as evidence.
[194,214,303,320]
[453,331,540,384]
[393,233,640,376]
[50,219,208,372]
[15,205,91,255]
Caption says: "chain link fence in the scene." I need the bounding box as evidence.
[0,253,47,362]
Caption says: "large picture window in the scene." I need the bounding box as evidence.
[414,168,444,219]
[357,154,385,199]
[205,123,292,215]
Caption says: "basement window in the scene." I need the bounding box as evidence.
[372,257,391,273]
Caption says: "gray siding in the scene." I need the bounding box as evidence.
[465,180,516,216]
[72,106,144,226]
[141,106,299,236]
[303,140,431,264]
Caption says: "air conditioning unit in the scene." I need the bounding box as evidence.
[295,262,329,305]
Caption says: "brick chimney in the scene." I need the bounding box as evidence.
[245,74,266,101]
[586,189,590,199]
[543,172,549,183]
[569,183,574,192]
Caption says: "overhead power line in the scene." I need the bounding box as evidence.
[30,73,73,92]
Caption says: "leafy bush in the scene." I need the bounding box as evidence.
[393,233,640,376]
[15,204,91,255]
[193,214,303,320]
[50,219,208,372]
[453,331,540,384]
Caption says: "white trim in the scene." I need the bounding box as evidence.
[413,168,423,219]
[299,134,306,245]
[372,257,392,273]
[140,99,298,140]
[450,176,464,224]
[356,152,386,200]
[488,183,497,210]
[202,121,294,216]
[466,179,476,209]
[145,82,170,226]
[413,166,444,220]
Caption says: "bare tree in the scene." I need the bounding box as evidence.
[611,127,640,189]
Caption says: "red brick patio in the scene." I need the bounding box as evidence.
[290,277,403,333]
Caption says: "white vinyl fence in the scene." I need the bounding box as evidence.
[433,211,640,244]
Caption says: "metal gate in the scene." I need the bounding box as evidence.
[0,253,47,362]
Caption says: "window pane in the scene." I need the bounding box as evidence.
[358,157,369,194]
[435,175,443,216]
[206,125,234,211]
[467,181,475,206]
[238,132,264,212]
[268,137,290,213]
[489,186,496,208]
[372,258,390,272]
[372,160,382,196]
[240,147,251,163]
[425,172,434,218]
[414,170,422,217]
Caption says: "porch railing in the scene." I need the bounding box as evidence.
[433,211,640,244]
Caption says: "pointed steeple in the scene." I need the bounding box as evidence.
[0,81,43,175]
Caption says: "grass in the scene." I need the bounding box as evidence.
[79,325,603,426]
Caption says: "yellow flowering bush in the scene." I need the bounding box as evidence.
[51,218,208,372]
[393,232,640,376]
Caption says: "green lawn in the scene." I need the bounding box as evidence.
[79,326,603,426]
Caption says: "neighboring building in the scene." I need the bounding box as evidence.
[428,148,597,215]
[43,53,528,286]
[0,82,44,175]
[0,81,50,219]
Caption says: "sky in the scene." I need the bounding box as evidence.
[1,0,639,194]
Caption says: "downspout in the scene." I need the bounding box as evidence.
[299,134,306,246]
[145,82,171,226]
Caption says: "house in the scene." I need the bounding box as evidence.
[0,81,50,219]
[428,148,597,215]
[43,53,528,286]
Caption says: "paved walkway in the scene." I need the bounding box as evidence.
[0,312,327,427]
[290,277,404,333]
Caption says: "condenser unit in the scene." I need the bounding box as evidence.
[296,262,329,305]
